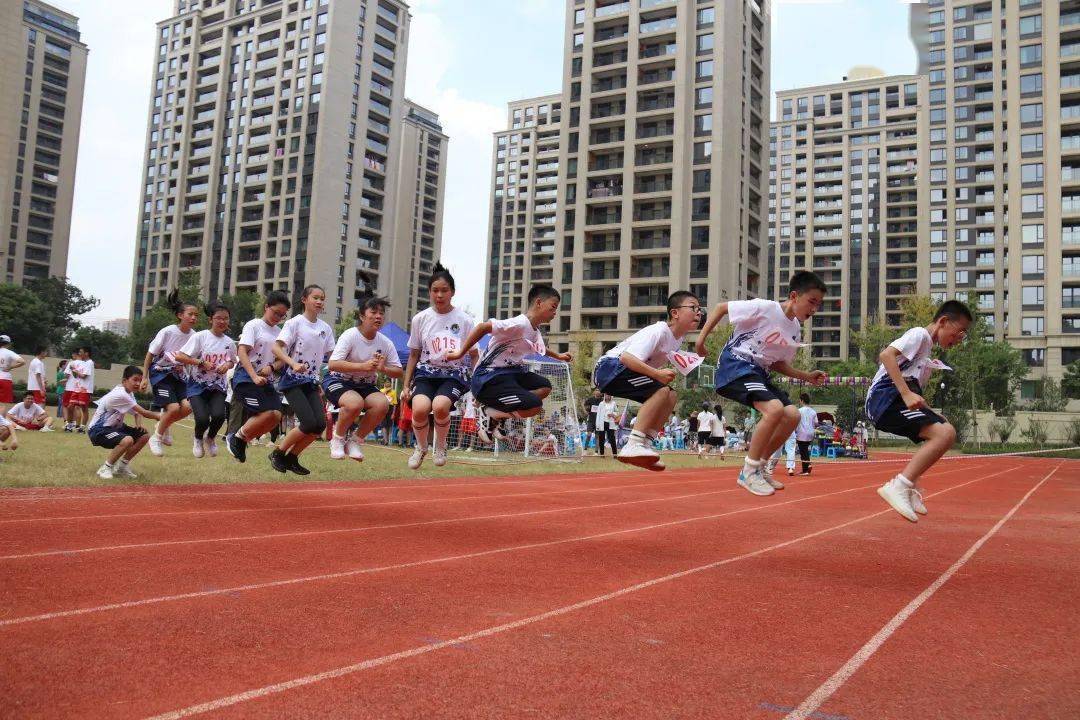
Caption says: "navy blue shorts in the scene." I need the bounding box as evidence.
[715,374,792,408]
[321,376,381,407]
[151,374,187,408]
[872,398,945,444]
[474,371,550,413]
[233,382,283,414]
[411,376,468,404]
[594,357,666,404]
[89,424,147,450]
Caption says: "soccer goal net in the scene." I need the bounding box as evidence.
[409,360,584,464]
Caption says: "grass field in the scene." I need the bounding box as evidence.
[0,422,745,488]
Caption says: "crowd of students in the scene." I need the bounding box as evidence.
[0,266,973,523]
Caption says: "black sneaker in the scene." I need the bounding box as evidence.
[226,433,247,463]
[268,448,288,473]
[284,452,310,476]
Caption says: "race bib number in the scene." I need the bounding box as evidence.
[426,332,461,361]
[666,351,705,376]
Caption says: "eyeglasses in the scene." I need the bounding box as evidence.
[676,305,702,314]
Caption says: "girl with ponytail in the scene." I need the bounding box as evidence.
[141,289,199,457]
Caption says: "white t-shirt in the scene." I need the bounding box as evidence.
[235,318,281,384]
[476,314,546,374]
[595,400,619,430]
[277,314,335,387]
[697,411,717,434]
[180,330,236,391]
[714,299,804,388]
[329,327,402,384]
[90,386,137,430]
[27,357,46,392]
[869,327,934,392]
[407,306,475,373]
[65,359,93,393]
[711,414,727,438]
[7,402,44,423]
[148,325,196,375]
[0,348,21,381]
[796,406,819,442]
[603,321,683,368]
[462,393,477,419]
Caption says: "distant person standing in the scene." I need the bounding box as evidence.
[795,393,818,475]
[0,334,26,411]
[584,389,602,454]
[27,347,48,406]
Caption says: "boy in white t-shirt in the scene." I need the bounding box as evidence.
[7,393,54,431]
[592,290,701,471]
[27,346,48,406]
[0,334,26,411]
[867,301,971,522]
[447,285,571,443]
[696,403,717,458]
[696,271,829,497]
[88,366,162,480]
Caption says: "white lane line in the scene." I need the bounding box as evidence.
[141,463,1021,720]
[0,474,727,525]
[2,473,857,560]
[782,460,1065,720]
[0,464,939,629]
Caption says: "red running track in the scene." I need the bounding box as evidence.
[0,457,1076,719]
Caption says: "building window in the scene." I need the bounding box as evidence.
[1021,317,1044,336]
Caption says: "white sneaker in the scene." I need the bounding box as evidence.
[329,436,347,460]
[408,448,427,469]
[149,433,164,457]
[96,464,114,480]
[162,429,174,446]
[346,439,364,462]
[206,438,218,458]
[737,464,775,496]
[114,462,138,479]
[910,487,928,516]
[192,437,204,458]
[39,426,55,432]
[878,477,918,522]
[616,440,660,468]
[433,448,447,467]
[762,461,785,490]
[646,457,665,472]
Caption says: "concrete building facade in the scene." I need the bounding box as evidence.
[0,1,87,286]
[768,70,928,361]
[129,0,445,326]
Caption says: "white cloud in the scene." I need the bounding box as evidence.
[405,8,504,317]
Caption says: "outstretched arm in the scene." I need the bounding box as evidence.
[694,302,730,356]
[446,322,492,362]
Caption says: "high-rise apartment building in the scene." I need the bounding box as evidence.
[0,1,87,286]
[385,99,447,324]
[768,69,927,361]
[485,95,563,319]
[130,0,445,325]
[494,0,769,351]
[914,0,1080,387]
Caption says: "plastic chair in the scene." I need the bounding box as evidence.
[826,445,838,459]
[810,444,821,458]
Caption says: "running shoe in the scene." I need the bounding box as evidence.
[149,433,164,457]
[206,438,219,458]
[284,453,310,476]
[113,462,138,479]
[762,461,785,490]
[192,437,204,459]
[878,476,918,522]
[345,438,364,462]
[737,464,774,497]
[432,448,447,467]
[96,464,113,480]
[408,447,427,470]
[268,448,288,473]
[616,440,660,468]
[225,433,247,463]
[910,487,928,516]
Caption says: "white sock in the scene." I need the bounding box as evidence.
[630,430,649,444]
[333,432,347,442]
[744,457,762,468]
[896,474,913,488]
[434,421,450,451]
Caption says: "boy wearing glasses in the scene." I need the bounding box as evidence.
[696,271,829,496]
[868,300,971,523]
[592,291,702,471]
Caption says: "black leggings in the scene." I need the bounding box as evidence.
[598,428,617,456]
[284,384,326,436]
[797,440,813,473]
[190,390,227,440]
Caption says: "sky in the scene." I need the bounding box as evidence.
[56,0,918,326]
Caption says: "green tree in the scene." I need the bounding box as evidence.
[1062,361,1080,400]
[63,327,129,368]
[218,290,264,338]
[0,284,53,353]
[567,329,598,405]
[126,270,205,364]
[25,276,99,350]
[1030,377,1067,412]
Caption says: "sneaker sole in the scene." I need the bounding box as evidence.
[877,487,918,522]
[737,478,774,497]
[616,454,659,469]
[645,462,665,472]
